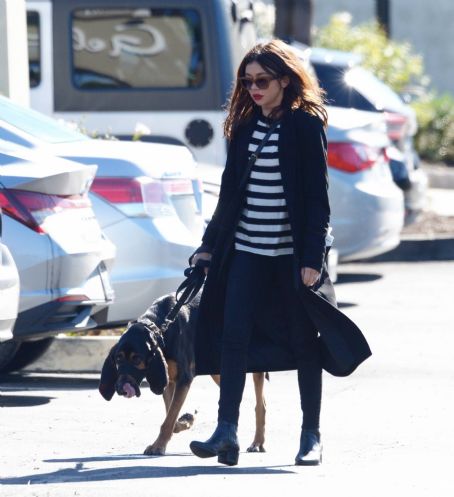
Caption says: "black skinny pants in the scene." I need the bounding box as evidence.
[218,249,322,430]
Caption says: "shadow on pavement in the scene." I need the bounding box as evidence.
[363,237,454,262]
[44,454,165,463]
[337,302,357,309]
[0,373,99,392]
[335,272,383,284]
[0,394,53,407]
[0,460,296,484]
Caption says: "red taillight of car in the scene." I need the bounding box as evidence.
[56,295,90,303]
[91,176,176,217]
[327,142,385,173]
[384,111,407,141]
[0,189,91,233]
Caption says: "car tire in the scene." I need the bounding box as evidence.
[0,339,21,372]
[0,338,55,373]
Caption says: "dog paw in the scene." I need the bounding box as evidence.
[144,444,166,456]
[173,412,196,433]
[246,442,266,453]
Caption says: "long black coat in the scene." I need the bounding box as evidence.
[192,108,371,377]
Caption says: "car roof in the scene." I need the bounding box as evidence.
[309,46,363,68]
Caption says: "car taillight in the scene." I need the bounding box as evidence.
[0,189,91,233]
[384,112,407,141]
[56,295,90,302]
[91,176,176,218]
[328,142,385,173]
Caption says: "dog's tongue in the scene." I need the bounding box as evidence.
[122,383,136,398]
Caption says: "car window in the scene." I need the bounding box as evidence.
[0,98,88,144]
[345,67,406,112]
[312,63,376,112]
[71,8,205,90]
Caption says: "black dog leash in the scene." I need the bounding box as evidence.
[159,259,210,333]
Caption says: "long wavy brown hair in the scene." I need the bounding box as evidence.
[223,39,327,140]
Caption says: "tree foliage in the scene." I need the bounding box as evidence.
[314,12,454,164]
[412,92,454,164]
[314,12,426,94]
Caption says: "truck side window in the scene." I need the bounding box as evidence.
[27,11,41,88]
[71,8,204,90]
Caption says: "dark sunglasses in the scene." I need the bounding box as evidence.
[239,75,278,90]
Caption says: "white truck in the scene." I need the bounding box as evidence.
[26,0,256,167]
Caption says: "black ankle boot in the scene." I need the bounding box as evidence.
[295,429,322,466]
[190,420,240,466]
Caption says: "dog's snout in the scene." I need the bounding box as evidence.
[116,373,141,398]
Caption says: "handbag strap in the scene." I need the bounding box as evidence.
[238,119,281,191]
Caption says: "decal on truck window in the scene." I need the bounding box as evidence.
[70,8,205,90]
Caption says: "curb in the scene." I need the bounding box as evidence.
[362,234,454,263]
[422,164,454,189]
[23,335,117,374]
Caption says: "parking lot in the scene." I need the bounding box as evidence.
[1,259,453,497]
[1,3,454,496]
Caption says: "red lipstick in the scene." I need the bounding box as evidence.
[252,94,263,101]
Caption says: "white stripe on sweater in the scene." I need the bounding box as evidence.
[234,244,294,256]
[250,170,282,180]
[247,183,284,194]
[254,158,281,167]
[241,209,289,219]
[252,130,280,141]
[235,232,293,244]
[248,143,278,153]
[246,197,288,207]
[238,220,291,232]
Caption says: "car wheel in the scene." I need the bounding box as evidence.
[0,338,55,373]
[0,340,20,372]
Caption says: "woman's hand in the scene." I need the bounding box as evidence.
[192,252,212,275]
[301,267,320,288]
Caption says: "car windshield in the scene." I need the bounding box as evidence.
[0,97,89,144]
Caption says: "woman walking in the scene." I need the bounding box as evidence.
[188,39,370,467]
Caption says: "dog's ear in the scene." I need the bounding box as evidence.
[99,345,118,401]
[145,346,169,395]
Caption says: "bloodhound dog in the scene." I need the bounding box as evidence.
[99,293,267,456]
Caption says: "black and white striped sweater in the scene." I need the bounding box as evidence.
[234,119,294,256]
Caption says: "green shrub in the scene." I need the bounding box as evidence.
[315,12,454,165]
[314,12,425,94]
[254,1,275,39]
[412,93,454,164]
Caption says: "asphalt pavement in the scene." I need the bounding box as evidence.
[1,259,454,497]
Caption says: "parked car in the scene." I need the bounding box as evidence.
[0,209,20,343]
[0,96,202,327]
[0,141,116,372]
[306,45,427,221]
[325,107,404,260]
